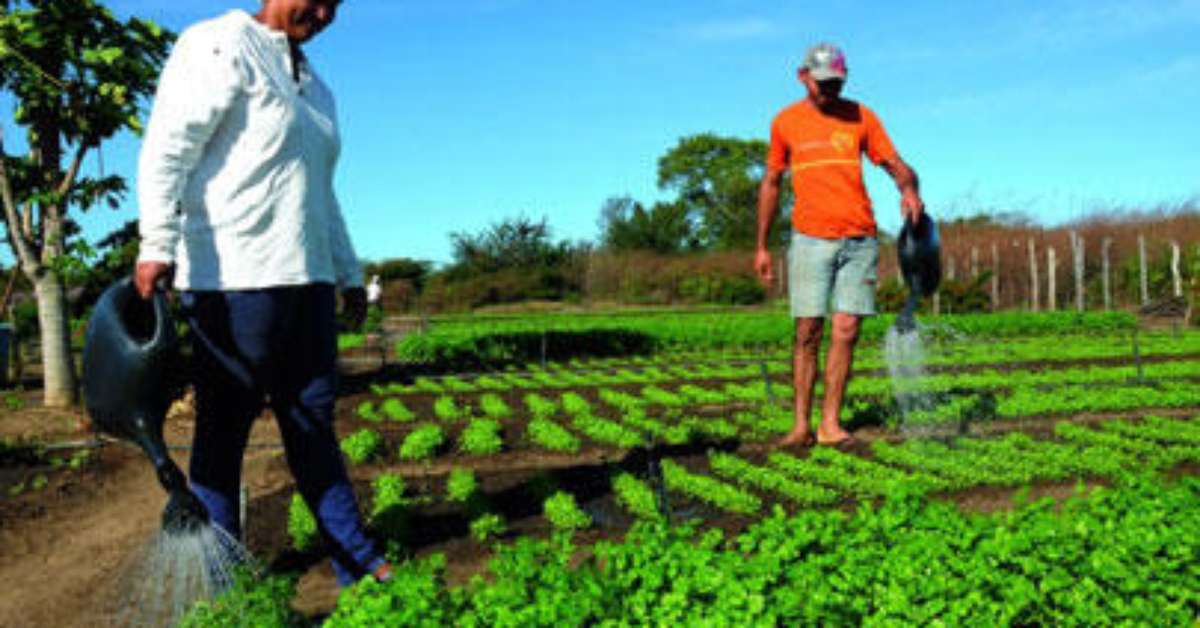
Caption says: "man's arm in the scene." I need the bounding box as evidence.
[754,168,786,285]
[880,156,924,223]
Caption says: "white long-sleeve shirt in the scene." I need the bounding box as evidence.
[137,9,362,290]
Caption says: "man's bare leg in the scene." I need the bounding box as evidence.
[818,312,860,444]
[780,317,823,445]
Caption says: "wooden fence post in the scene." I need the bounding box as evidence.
[946,257,956,315]
[1048,246,1057,311]
[991,242,999,311]
[1071,231,1085,312]
[1171,240,1183,298]
[1028,238,1039,312]
[1102,237,1113,311]
[1139,234,1149,305]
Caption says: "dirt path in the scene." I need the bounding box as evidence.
[0,445,160,627]
[0,409,300,628]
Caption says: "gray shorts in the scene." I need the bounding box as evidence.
[787,232,879,318]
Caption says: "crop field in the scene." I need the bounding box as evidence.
[4,311,1196,625]
[165,310,1200,626]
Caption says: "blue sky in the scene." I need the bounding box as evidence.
[3,0,1198,266]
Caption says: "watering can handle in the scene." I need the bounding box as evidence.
[149,282,173,349]
[115,275,173,352]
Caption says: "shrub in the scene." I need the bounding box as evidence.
[287,493,317,552]
[432,396,467,422]
[380,398,415,422]
[543,491,591,532]
[470,513,507,543]
[371,474,410,540]
[612,473,663,521]
[356,400,380,422]
[324,555,456,627]
[179,570,301,628]
[398,424,445,461]
[339,429,383,465]
[446,468,478,503]
[527,417,581,453]
[458,419,503,455]
[478,393,512,419]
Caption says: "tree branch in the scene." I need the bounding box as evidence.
[0,130,43,277]
[56,143,89,198]
[21,200,33,242]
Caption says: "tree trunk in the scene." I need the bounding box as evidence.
[1047,247,1057,311]
[34,274,77,407]
[1102,237,1112,310]
[1028,238,1039,312]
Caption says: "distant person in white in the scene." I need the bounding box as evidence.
[133,0,391,586]
[366,274,382,309]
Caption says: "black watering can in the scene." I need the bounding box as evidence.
[82,277,208,532]
[895,213,942,332]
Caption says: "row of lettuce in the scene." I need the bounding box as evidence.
[328,416,1200,555]
[367,328,1200,395]
[185,471,1199,626]
[338,364,1200,464]
[388,310,1138,370]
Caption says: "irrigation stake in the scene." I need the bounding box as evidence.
[1132,327,1144,384]
[649,456,672,524]
[540,330,547,368]
[239,483,248,542]
[759,357,775,406]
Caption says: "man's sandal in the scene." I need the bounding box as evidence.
[777,432,817,448]
[818,435,858,450]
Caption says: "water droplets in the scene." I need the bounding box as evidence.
[116,523,254,627]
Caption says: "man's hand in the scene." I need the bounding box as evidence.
[901,190,925,225]
[342,286,367,330]
[882,156,924,224]
[754,248,774,287]
[134,261,173,299]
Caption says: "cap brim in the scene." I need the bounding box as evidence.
[808,68,846,81]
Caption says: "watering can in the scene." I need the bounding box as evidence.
[895,213,942,332]
[82,277,208,532]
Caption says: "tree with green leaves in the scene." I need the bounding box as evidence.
[363,257,432,291]
[0,0,171,405]
[657,133,779,250]
[596,195,696,254]
[448,215,580,277]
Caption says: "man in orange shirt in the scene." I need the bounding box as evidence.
[755,43,924,447]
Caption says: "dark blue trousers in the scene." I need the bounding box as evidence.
[180,283,382,586]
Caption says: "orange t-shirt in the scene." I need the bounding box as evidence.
[766,99,898,238]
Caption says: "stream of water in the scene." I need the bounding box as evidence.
[884,322,945,435]
[118,523,252,627]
